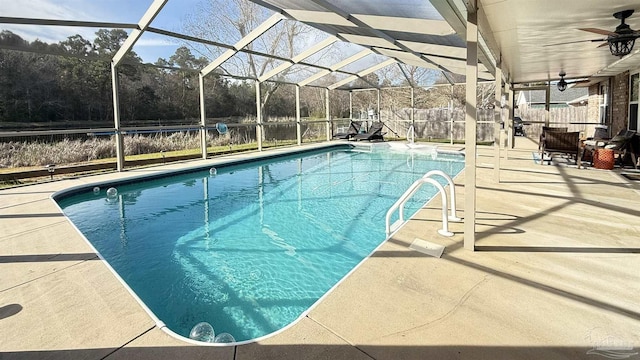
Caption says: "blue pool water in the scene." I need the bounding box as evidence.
[56,146,464,342]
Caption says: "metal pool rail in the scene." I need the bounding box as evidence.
[385,170,461,238]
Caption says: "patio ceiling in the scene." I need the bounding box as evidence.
[247,0,495,83]
[474,0,640,83]
[249,0,640,85]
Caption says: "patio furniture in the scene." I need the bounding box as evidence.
[333,121,362,140]
[538,126,568,152]
[540,131,581,165]
[631,133,640,169]
[583,130,638,169]
[590,125,609,141]
[352,122,385,142]
[583,126,611,148]
[592,148,615,170]
[514,117,525,136]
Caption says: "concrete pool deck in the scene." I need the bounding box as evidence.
[1,140,639,359]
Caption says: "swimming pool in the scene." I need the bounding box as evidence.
[56,145,464,343]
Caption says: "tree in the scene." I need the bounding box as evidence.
[93,29,147,123]
[54,32,128,122]
[396,64,440,88]
[226,80,256,116]
[0,30,230,126]
[169,46,208,70]
[0,31,63,122]
[168,46,206,119]
[184,0,324,119]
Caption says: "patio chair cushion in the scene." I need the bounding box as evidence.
[584,140,606,147]
[604,130,635,149]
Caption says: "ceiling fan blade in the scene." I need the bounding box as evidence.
[543,38,606,47]
[567,79,590,84]
[578,27,615,36]
[568,80,592,88]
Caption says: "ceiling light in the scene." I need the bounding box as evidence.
[608,10,638,57]
[608,35,636,57]
[557,72,567,92]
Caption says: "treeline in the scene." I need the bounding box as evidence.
[0,29,323,129]
[0,29,498,131]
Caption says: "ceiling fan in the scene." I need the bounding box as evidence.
[556,71,589,92]
[545,9,640,57]
[557,71,583,91]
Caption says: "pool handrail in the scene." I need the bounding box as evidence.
[414,170,460,222]
[385,170,461,238]
[407,124,415,144]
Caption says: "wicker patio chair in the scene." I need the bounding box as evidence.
[538,126,568,151]
[584,130,638,169]
[540,131,580,165]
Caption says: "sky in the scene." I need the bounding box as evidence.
[0,0,202,63]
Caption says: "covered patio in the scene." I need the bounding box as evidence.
[2,0,640,359]
[2,141,639,359]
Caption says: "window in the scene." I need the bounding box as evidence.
[598,82,609,125]
[630,72,639,131]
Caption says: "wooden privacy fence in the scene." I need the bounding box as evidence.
[378,106,593,142]
[515,107,595,139]
[516,107,589,124]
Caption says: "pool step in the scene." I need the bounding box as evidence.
[409,238,445,258]
[390,219,404,233]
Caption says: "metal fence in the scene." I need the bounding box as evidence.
[0,106,594,179]
[0,118,332,173]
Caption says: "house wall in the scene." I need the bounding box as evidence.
[611,71,629,135]
[515,91,528,110]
